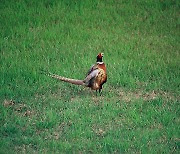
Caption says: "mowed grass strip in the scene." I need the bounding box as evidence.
[0,0,179,153]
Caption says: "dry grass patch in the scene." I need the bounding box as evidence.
[115,88,179,103]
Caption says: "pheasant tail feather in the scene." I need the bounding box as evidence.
[48,73,85,86]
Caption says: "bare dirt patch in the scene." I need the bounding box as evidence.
[114,88,179,103]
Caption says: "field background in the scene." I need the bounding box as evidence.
[0,0,179,153]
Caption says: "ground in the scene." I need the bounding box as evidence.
[0,0,179,153]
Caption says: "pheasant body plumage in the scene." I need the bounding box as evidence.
[45,53,107,94]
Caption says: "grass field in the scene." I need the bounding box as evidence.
[0,0,180,153]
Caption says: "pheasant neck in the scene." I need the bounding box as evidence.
[97,57,103,63]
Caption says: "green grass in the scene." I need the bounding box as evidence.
[0,0,179,153]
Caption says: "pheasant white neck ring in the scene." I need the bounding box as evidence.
[97,62,104,64]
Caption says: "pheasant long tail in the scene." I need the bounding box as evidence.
[43,71,85,86]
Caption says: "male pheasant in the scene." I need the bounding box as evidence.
[45,53,107,94]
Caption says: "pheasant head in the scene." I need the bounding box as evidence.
[96,53,104,62]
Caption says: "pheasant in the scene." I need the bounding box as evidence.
[44,53,107,94]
